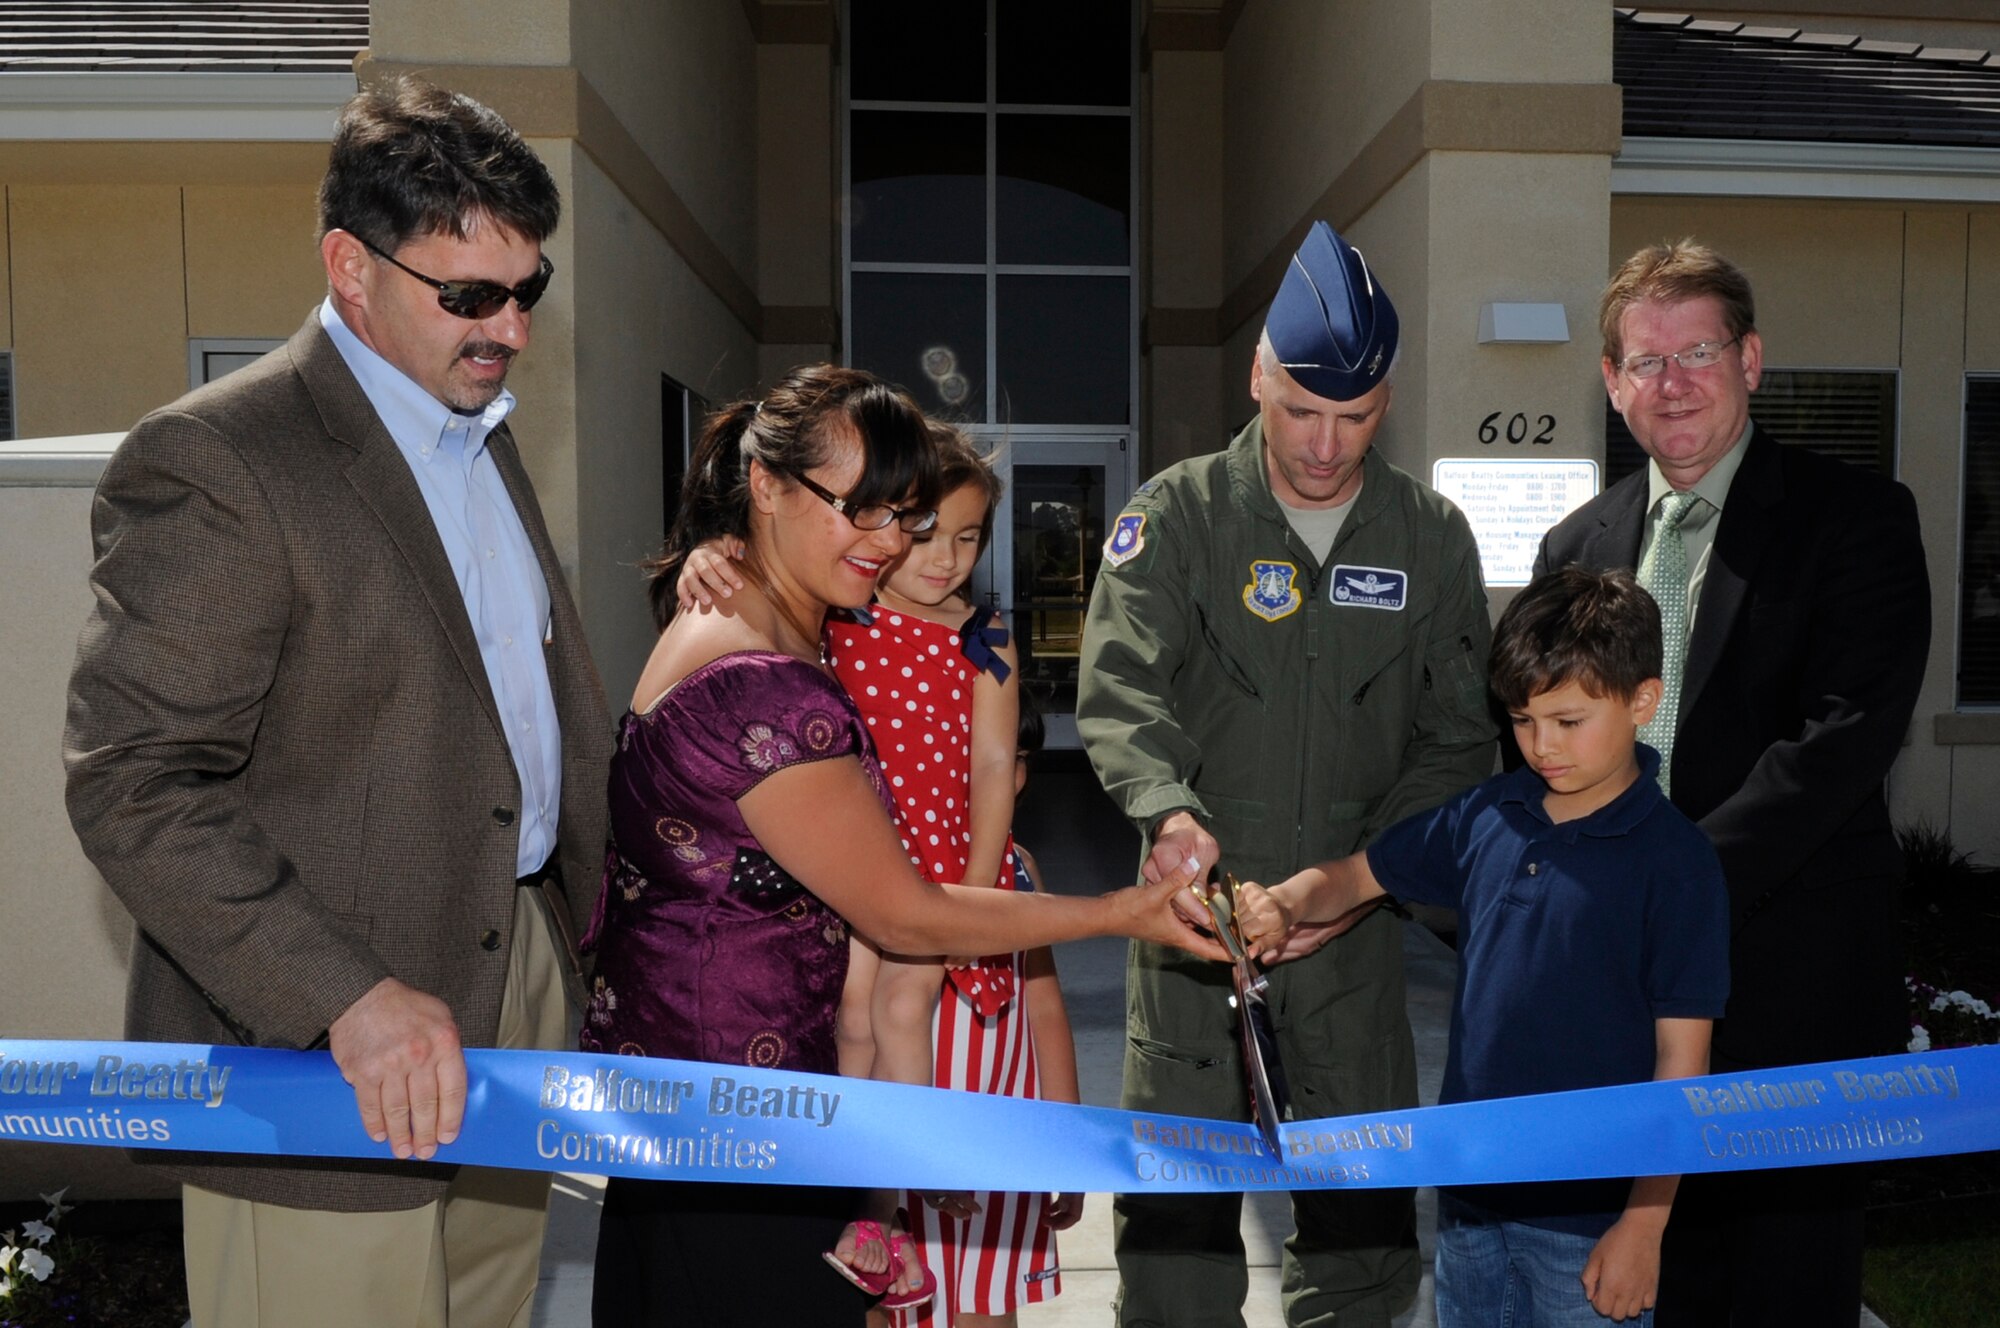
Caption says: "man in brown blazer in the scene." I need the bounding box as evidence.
[64,80,610,1327]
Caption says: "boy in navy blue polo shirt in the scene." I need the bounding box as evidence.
[1236,567,1728,1326]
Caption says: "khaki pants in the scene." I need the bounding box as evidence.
[183,890,569,1328]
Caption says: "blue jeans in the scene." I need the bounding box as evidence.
[1435,1201,1653,1328]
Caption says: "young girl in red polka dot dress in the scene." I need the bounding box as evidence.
[678,426,1081,1326]
[828,428,1079,1328]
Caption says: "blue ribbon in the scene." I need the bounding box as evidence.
[957,606,1011,683]
[2,1039,1994,1192]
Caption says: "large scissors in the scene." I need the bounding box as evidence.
[1203,873,1291,1154]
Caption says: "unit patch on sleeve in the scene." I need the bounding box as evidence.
[1330,564,1407,611]
[1243,560,1302,622]
[1104,512,1148,568]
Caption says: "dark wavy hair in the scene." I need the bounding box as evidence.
[645,364,940,628]
[931,422,1004,557]
[1489,566,1663,709]
[1016,685,1044,759]
[319,78,561,248]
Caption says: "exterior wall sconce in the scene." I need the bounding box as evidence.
[1478,302,1570,344]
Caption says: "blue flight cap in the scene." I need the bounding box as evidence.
[1265,220,1398,402]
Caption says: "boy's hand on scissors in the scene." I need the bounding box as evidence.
[1232,879,1292,960]
[1254,901,1384,965]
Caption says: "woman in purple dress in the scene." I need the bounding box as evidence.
[583,365,1216,1327]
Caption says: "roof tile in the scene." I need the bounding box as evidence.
[0,2,366,72]
[1916,47,1990,64]
[1617,11,2000,150]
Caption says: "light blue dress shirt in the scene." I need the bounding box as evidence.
[319,298,562,876]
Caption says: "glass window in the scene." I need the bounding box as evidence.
[996,0,1130,106]
[662,373,708,542]
[1010,462,1108,711]
[846,0,1136,433]
[188,338,286,390]
[1961,379,2000,705]
[1603,370,1897,485]
[0,350,12,441]
[996,114,1130,266]
[851,111,986,265]
[996,276,1128,424]
[850,271,986,417]
[850,0,985,103]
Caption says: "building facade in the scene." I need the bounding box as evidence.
[3,0,1997,1193]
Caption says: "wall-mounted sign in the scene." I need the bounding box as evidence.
[1431,458,1599,588]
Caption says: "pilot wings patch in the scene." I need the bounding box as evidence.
[1329,564,1407,611]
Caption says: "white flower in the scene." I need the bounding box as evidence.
[39,1188,72,1219]
[0,1243,14,1275]
[1909,1025,1933,1053]
[1,1271,12,1297]
[16,1247,52,1281]
[19,1220,53,1247]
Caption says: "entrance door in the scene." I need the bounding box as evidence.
[978,436,1132,748]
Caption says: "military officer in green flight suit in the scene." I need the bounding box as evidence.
[1079,221,1498,1328]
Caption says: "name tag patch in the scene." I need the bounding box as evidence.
[1243,560,1302,622]
[1104,512,1147,567]
[1331,564,1407,611]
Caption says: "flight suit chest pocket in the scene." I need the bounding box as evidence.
[1336,621,1411,708]
[1193,597,1265,699]
[1431,636,1484,710]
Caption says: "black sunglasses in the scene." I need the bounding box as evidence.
[790,471,938,533]
[359,236,554,320]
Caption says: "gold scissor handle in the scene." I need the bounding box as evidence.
[1203,873,1257,965]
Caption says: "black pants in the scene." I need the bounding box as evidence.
[1656,873,1902,1326]
[592,1178,872,1327]
[1656,1163,1868,1326]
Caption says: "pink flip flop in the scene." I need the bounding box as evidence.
[823,1219,938,1310]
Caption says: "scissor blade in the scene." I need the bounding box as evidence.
[1236,976,1290,1154]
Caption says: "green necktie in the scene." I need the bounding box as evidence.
[1638,490,1700,793]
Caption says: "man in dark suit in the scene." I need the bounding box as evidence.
[1536,240,1928,1324]
[64,80,610,1327]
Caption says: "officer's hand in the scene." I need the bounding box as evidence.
[1145,812,1219,929]
[1256,900,1383,965]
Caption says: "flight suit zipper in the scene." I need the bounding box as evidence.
[1293,555,1321,870]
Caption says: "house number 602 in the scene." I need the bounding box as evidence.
[1478,412,1556,445]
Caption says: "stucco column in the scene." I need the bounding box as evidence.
[1353,1,1619,600]
[1147,0,1617,566]
[364,1,784,700]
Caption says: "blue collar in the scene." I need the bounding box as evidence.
[1498,743,1664,838]
[317,298,515,458]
